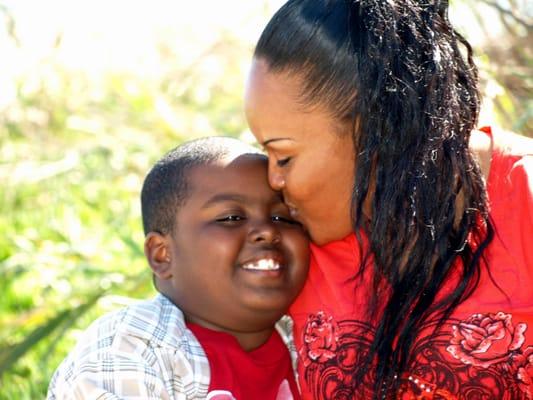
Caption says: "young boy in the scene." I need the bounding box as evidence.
[47,137,309,400]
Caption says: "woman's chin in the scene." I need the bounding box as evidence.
[307,224,353,246]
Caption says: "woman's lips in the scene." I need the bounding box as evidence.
[286,203,301,221]
[287,204,308,233]
[288,206,299,219]
[284,200,298,218]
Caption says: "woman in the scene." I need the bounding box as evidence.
[244,1,533,399]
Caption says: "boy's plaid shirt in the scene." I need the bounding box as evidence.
[47,294,297,400]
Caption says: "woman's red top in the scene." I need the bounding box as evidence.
[290,127,533,399]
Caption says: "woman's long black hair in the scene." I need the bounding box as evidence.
[255,0,493,396]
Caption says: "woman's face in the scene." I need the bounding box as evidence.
[245,58,355,245]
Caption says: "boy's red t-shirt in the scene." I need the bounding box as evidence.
[187,322,300,400]
[290,128,533,399]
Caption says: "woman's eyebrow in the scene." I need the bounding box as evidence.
[263,138,293,146]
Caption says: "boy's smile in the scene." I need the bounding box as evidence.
[242,258,281,271]
[148,153,309,347]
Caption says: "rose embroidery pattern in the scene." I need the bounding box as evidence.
[517,350,533,399]
[298,311,533,399]
[299,312,376,399]
[300,311,339,365]
[447,312,533,399]
[447,312,527,368]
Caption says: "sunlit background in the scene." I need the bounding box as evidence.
[0,1,530,397]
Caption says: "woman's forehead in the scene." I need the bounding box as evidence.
[245,59,304,113]
[246,60,340,143]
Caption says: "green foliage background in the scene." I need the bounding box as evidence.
[0,1,530,398]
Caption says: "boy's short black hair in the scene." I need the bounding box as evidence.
[141,136,261,236]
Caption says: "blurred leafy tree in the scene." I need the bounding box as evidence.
[0,3,253,397]
[453,0,532,135]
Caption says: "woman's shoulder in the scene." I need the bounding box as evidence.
[470,127,533,181]
[469,128,494,181]
[474,127,533,280]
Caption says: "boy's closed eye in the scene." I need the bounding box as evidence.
[215,214,246,224]
[213,213,301,227]
[271,214,301,226]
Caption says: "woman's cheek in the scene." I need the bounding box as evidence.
[290,167,318,202]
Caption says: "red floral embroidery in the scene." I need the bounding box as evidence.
[300,311,338,366]
[517,349,533,399]
[297,312,532,399]
[447,312,527,368]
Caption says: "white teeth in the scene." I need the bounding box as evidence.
[242,259,281,271]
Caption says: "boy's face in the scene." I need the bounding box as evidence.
[148,154,309,333]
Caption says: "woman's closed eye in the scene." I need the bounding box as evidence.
[276,157,291,167]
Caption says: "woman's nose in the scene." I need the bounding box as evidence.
[248,221,281,244]
[268,164,285,191]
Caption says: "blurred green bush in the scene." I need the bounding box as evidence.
[0,4,255,397]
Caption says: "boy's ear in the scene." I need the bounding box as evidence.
[144,232,173,280]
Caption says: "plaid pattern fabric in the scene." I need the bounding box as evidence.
[47,294,297,400]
